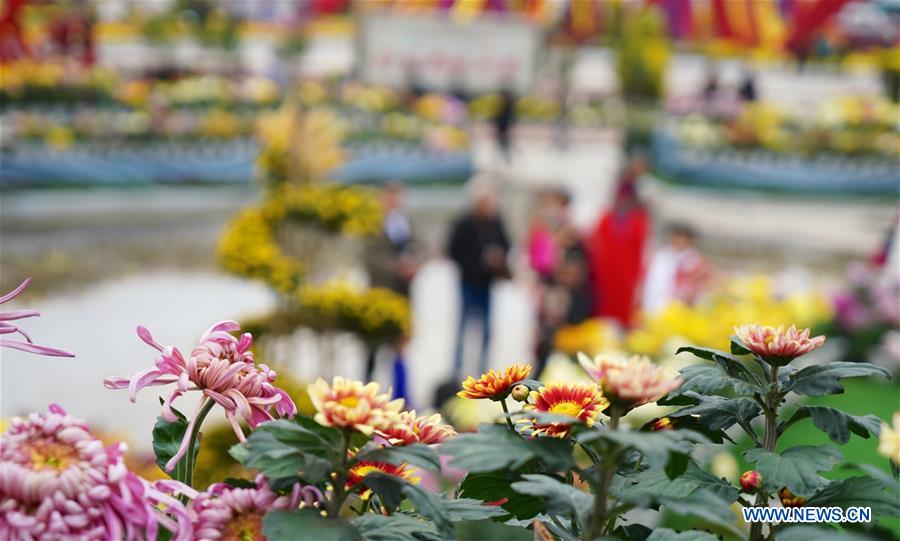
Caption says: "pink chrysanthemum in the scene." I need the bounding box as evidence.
[578,353,682,411]
[104,321,296,471]
[0,277,74,357]
[0,404,192,540]
[733,324,826,365]
[189,474,321,541]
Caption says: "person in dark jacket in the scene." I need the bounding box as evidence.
[493,87,516,160]
[363,182,417,396]
[447,187,510,381]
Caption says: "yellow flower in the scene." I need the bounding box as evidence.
[307,377,404,435]
[878,412,900,465]
[346,457,419,498]
[458,364,532,400]
[526,382,609,438]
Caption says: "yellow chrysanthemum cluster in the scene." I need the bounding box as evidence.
[296,282,411,344]
[218,184,382,294]
[218,207,306,294]
[626,275,831,357]
[255,106,347,183]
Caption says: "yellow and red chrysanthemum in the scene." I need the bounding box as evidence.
[578,353,681,411]
[346,458,420,498]
[458,363,532,400]
[526,382,609,438]
[307,377,403,435]
[377,410,457,446]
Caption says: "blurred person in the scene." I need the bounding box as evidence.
[535,249,594,376]
[364,182,418,398]
[493,86,517,161]
[587,156,650,328]
[701,63,720,103]
[738,67,758,102]
[527,187,572,282]
[642,223,714,314]
[447,184,511,381]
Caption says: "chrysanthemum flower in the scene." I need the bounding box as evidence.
[526,382,609,438]
[733,324,826,366]
[457,363,532,400]
[740,470,763,492]
[578,353,681,411]
[346,459,420,498]
[0,277,74,357]
[189,474,321,541]
[376,411,457,446]
[307,377,403,435]
[104,321,296,471]
[878,411,900,465]
[0,404,192,540]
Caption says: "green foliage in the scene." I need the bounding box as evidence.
[808,476,900,516]
[669,392,761,435]
[744,445,843,497]
[151,409,199,479]
[578,429,708,474]
[355,443,442,471]
[442,423,572,472]
[645,528,721,541]
[263,509,359,541]
[458,471,542,520]
[231,418,337,483]
[510,474,593,531]
[784,362,890,397]
[613,6,670,101]
[780,406,882,444]
[352,514,439,541]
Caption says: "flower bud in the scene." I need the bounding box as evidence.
[778,487,806,508]
[651,417,673,431]
[739,470,763,492]
[510,384,530,402]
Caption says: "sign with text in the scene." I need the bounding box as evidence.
[358,12,541,94]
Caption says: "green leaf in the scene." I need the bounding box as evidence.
[744,445,843,497]
[577,428,709,472]
[807,476,900,517]
[675,346,761,392]
[361,473,452,538]
[262,509,359,541]
[352,514,439,541]
[646,529,720,541]
[510,474,593,531]
[454,520,533,541]
[151,410,199,479]
[355,443,441,471]
[674,364,733,395]
[237,419,337,483]
[443,498,508,521]
[613,462,739,504]
[780,406,882,444]
[786,362,891,397]
[442,424,538,472]
[458,471,541,520]
[670,392,760,434]
[729,336,753,356]
[659,489,741,536]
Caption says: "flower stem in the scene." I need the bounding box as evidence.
[584,407,621,541]
[500,399,516,432]
[749,366,781,541]
[328,429,352,518]
[183,398,216,489]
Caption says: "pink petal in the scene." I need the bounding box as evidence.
[0,338,75,357]
[136,325,164,352]
[0,309,40,321]
[0,277,31,304]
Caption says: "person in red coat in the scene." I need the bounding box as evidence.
[588,163,650,328]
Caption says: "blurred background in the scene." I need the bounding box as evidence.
[0,0,898,491]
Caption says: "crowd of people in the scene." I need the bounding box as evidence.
[362,152,715,405]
